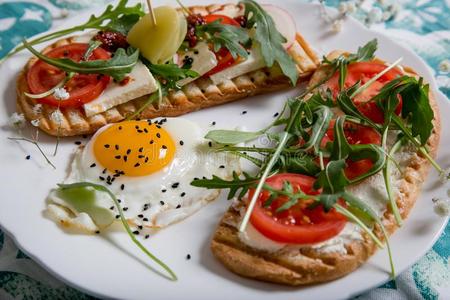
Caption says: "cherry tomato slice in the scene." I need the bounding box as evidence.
[203,14,241,76]
[320,120,382,179]
[249,173,347,244]
[326,61,403,123]
[27,43,111,108]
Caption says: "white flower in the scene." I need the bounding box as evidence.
[439,59,450,73]
[338,3,348,14]
[331,19,343,33]
[368,7,383,23]
[432,198,450,217]
[9,112,26,129]
[50,109,63,124]
[439,168,450,184]
[53,87,70,100]
[32,104,43,115]
[31,119,40,127]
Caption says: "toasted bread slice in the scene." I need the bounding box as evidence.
[210,53,441,285]
[16,4,319,137]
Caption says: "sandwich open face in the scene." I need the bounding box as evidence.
[193,41,441,285]
[16,2,318,137]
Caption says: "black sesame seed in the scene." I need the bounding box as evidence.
[145,157,149,163]
[208,141,212,147]
[115,215,120,219]
[121,184,125,191]
[138,155,145,158]
[110,206,114,210]
[134,162,140,167]
[202,176,207,179]
[144,128,148,133]
[90,163,96,168]
[25,155,31,160]
[123,156,128,162]
[115,144,119,150]
[156,125,161,129]
[179,140,184,145]
[150,140,154,144]
[176,204,181,209]
[95,230,100,234]
[273,112,279,117]
[138,147,143,152]
[117,199,122,203]
[118,126,122,130]
[156,133,161,138]
[132,230,139,235]
[193,177,199,180]
[102,168,107,174]
[137,129,143,133]
[145,235,150,239]
[161,189,167,193]
[82,135,88,139]
[160,201,165,205]
[212,121,216,126]
[127,149,132,155]
[171,182,179,188]
[75,141,82,145]
[135,125,139,129]
[242,110,247,115]
[123,207,129,211]
[138,225,143,230]
[106,175,111,181]
[104,144,110,148]
[194,50,199,55]
[115,155,121,159]
[162,145,167,149]
[138,214,144,218]
[186,254,191,260]
[180,192,186,197]
[143,218,149,222]
[99,176,105,181]
[219,165,225,169]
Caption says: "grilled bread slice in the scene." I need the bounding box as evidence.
[16,4,319,137]
[210,53,441,285]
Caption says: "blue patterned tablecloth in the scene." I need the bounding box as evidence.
[0,0,449,299]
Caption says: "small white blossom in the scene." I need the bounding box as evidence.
[439,168,450,184]
[331,19,343,33]
[338,3,348,14]
[9,112,26,129]
[31,119,40,127]
[54,87,70,100]
[346,2,356,13]
[432,198,450,217]
[439,59,450,73]
[368,7,383,23]
[50,109,63,123]
[60,9,69,18]
[32,104,43,115]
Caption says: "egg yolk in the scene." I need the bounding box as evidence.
[93,120,176,177]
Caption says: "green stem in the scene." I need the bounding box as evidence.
[382,131,403,226]
[127,81,163,120]
[8,137,56,169]
[334,204,384,248]
[57,182,177,281]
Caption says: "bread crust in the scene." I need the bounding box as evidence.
[210,52,441,285]
[16,4,319,137]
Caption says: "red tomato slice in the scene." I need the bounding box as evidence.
[326,61,403,123]
[321,120,381,179]
[203,14,241,76]
[249,173,347,244]
[27,43,111,108]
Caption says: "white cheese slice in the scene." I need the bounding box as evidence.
[209,48,266,85]
[177,42,218,87]
[83,61,158,117]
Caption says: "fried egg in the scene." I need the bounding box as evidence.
[46,118,240,233]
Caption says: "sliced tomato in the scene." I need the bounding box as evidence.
[326,61,403,124]
[321,120,381,179]
[203,14,241,76]
[248,173,347,244]
[27,43,111,108]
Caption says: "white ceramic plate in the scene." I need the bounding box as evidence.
[0,1,448,299]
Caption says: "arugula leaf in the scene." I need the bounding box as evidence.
[196,20,250,59]
[145,61,199,90]
[3,0,144,62]
[205,130,262,144]
[190,172,258,200]
[314,159,349,194]
[24,41,139,82]
[375,76,434,145]
[240,0,298,85]
[323,39,377,90]
[336,88,380,130]
[299,105,333,153]
[276,152,321,176]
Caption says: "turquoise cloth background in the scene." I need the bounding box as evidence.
[0,0,449,299]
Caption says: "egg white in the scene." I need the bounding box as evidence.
[47,118,240,233]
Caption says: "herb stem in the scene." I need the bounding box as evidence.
[350,57,403,99]
[334,204,384,248]
[382,131,403,226]
[8,137,56,169]
[127,81,162,120]
[239,132,289,232]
